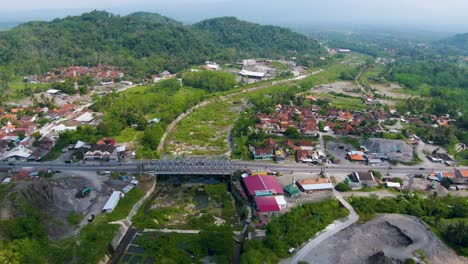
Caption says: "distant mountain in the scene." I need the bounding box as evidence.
[0,11,324,77]
[435,33,468,55]
[193,17,323,58]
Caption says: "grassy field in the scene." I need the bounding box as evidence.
[133,183,237,230]
[168,99,242,155]
[6,80,50,101]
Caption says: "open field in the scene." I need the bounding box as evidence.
[167,99,244,156]
[301,214,466,264]
[133,179,238,230]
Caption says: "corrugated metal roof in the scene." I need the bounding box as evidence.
[103,191,121,212]
[300,183,333,191]
[255,196,280,212]
[243,175,284,196]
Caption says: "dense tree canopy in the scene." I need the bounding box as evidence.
[0,11,324,77]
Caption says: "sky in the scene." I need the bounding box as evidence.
[0,0,467,32]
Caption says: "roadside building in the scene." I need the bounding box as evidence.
[249,146,274,160]
[103,191,122,212]
[242,175,284,197]
[442,169,468,190]
[347,151,366,162]
[254,196,280,213]
[283,185,300,197]
[296,178,333,193]
[350,171,377,187]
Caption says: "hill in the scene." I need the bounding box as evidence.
[436,33,468,55]
[0,11,324,77]
[193,17,323,59]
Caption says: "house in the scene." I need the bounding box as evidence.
[296,178,333,193]
[254,196,280,213]
[242,175,284,197]
[350,171,377,187]
[442,170,468,190]
[239,70,266,79]
[249,146,274,160]
[347,151,366,162]
[2,145,32,161]
[84,139,117,161]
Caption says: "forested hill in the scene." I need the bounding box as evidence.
[193,17,323,59]
[435,33,468,55]
[0,11,324,77]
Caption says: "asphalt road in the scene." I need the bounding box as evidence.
[0,160,463,175]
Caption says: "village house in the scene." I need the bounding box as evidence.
[296,178,333,193]
[349,171,378,188]
[441,169,468,190]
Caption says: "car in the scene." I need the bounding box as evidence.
[419,167,425,170]
[8,163,14,166]
[131,180,139,185]
[87,214,95,222]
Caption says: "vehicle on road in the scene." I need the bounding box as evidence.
[419,167,425,170]
[87,214,95,222]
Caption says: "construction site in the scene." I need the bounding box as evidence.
[0,170,135,238]
[302,214,465,264]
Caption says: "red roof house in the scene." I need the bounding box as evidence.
[254,196,280,213]
[243,175,284,196]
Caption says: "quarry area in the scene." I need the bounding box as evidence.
[302,214,465,264]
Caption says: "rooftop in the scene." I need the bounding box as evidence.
[243,175,284,196]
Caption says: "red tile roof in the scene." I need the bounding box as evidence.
[243,175,284,196]
[254,196,280,212]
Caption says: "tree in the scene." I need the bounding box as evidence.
[335,182,351,192]
[446,220,468,246]
[0,66,13,89]
[284,127,301,139]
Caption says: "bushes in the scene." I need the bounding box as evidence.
[241,199,348,260]
[182,70,236,92]
[335,182,351,192]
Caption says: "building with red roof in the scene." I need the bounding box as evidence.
[242,175,284,197]
[254,196,280,213]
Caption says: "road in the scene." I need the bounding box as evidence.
[1,160,464,175]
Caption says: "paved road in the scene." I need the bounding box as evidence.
[1,160,463,175]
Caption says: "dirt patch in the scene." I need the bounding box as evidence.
[363,138,413,162]
[312,81,362,96]
[372,83,409,100]
[301,214,466,264]
[0,173,130,238]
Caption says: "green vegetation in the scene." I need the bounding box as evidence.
[66,212,83,226]
[349,193,468,255]
[133,183,237,229]
[103,188,144,222]
[241,199,348,263]
[169,100,238,155]
[335,182,351,192]
[134,226,234,264]
[193,16,325,63]
[0,11,324,77]
[182,70,236,92]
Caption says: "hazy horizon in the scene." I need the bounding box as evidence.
[0,0,467,34]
